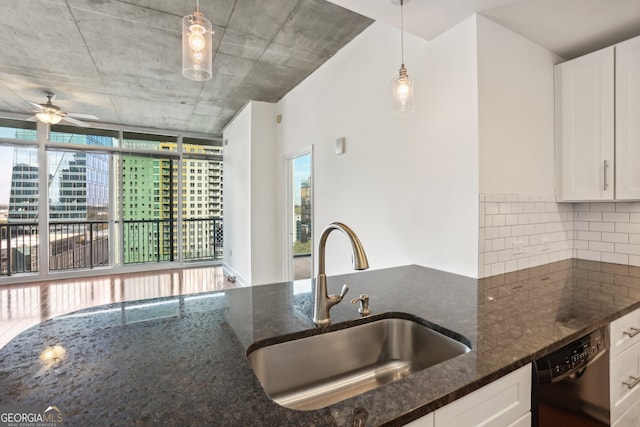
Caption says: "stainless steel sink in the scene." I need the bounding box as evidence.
[247,316,471,410]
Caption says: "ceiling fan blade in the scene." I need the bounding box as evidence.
[61,116,90,127]
[66,112,98,120]
[26,115,38,122]
[27,101,45,111]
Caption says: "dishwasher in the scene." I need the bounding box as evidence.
[533,326,609,427]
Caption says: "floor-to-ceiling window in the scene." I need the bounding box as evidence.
[0,117,223,279]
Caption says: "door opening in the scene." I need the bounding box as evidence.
[287,149,313,281]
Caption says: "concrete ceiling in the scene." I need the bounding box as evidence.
[0,0,373,136]
[1,0,640,136]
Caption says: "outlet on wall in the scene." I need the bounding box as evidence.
[541,237,550,251]
[513,241,524,255]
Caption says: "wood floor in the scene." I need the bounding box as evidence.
[0,265,239,350]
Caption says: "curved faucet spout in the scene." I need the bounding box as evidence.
[313,222,369,326]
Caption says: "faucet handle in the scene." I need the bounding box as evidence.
[338,284,349,300]
[351,294,371,316]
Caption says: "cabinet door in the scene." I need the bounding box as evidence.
[613,402,640,427]
[616,36,640,200]
[404,412,434,427]
[610,308,640,358]
[555,46,614,201]
[434,364,531,427]
[610,342,640,423]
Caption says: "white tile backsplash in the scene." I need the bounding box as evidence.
[479,194,640,277]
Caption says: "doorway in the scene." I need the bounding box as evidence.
[287,148,313,281]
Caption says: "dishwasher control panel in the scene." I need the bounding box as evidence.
[536,326,607,383]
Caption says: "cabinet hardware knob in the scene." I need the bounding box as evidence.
[604,160,609,191]
[623,376,640,389]
[623,327,640,338]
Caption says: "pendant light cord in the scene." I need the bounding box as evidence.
[400,0,405,65]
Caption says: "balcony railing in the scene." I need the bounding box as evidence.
[1,217,223,276]
[0,223,39,276]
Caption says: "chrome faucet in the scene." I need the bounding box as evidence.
[313,222,369,325]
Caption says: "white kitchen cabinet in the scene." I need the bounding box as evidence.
[611,310,640,424]
[613,402,640,427]
[610,308,640,358]
[403,365,531,427]
[433,364,531,427]
[404,412,433,427]
[555,46,614,201]
[555,34,640,201]
[615,36,640,200]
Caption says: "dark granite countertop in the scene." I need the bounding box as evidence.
[2,259,640,426]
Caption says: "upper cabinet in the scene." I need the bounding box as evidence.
[615,37,640,199]
[555,36,640,201]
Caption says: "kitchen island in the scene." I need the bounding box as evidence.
[1,259,638,426]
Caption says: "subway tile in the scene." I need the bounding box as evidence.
[577,212,602,221]
[512,203,524,214]
[603,212,630,222]
[577,230,602,241]
[601,232,629,244]
[615,243,640,256]
[499,226,512,238]
[505,214,519,225]
[518,194,531,203]
[505,260,518,273]
[631,213,640,223]
[491,238,505,251]
[574,221,589,231]
[499,203,512,214]
[485,227,500,239]
[498,249,512,262]
[590,222,615,232]
[486,203,499,214]
[602,252,629,265]
[589,241,614,252]
[589,203,616,212]
[616,203,640,212]
[511,225,524,236]
[577,249,601,261]
[616,222,640,233]
[630,256,640,267]
[491,262,505,275]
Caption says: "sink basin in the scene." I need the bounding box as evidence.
[247,316,471,410]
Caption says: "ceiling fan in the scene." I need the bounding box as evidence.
[27,92,98,127]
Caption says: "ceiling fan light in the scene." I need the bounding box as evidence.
[36,111,62,125]
[182,4,213,82]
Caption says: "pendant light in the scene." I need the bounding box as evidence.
[391,0,414,116]
[182,0,213,81]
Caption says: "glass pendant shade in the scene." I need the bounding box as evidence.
[36,112,62,124]
[182,10,213,81]
[392,64,414,116]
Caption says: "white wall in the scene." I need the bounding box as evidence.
[223,101,282,286]
[477,15,562,195]
[475,17,571,277]
[276,18,480,278]
[249,101,283,285]
[223,104,253,285]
